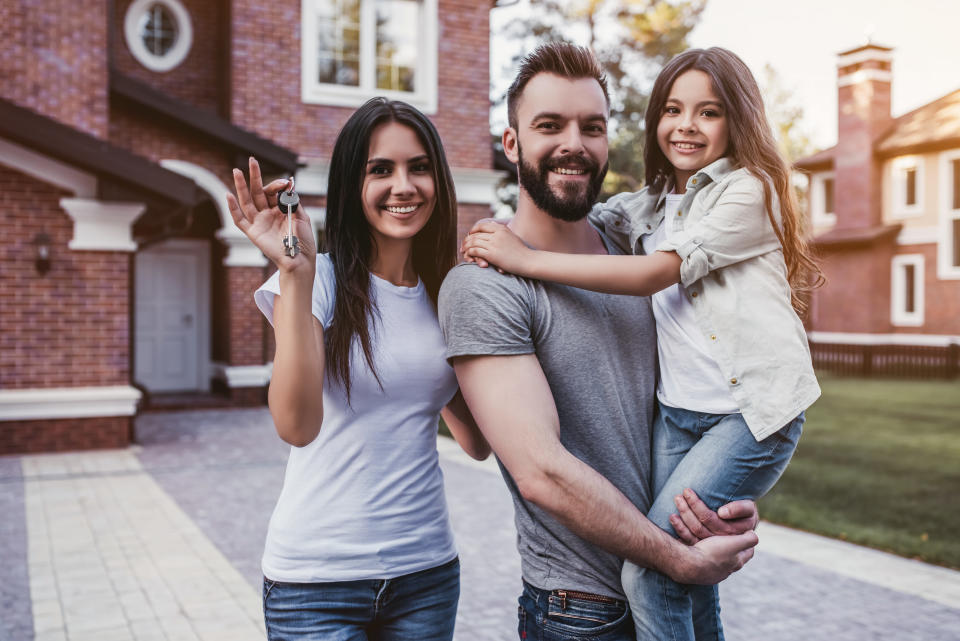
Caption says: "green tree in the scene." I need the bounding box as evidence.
[759,63,813,165]
[494,0,706,196]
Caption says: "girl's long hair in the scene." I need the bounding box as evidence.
[644,47,824,312]
[325,98,457,401]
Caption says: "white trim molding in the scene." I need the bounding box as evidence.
[300,0,439,113]
[0,386,142,421]
[809,171,837,228]
[452,168,506,205]
[837,48,894,68]
[160,159,270,267]
[220,235,268,267]
[897,226,939,245]
[59,199,144,252]
[938,148,960,279]
[161,159,232,230]
[124,0,194,73]
[891,254,925,327]
[890,155,924,218]
[211,362,273,388]
[296,159,330,196]
[808,331,960,347]
[0,137,97,197]
[837,69,892,87]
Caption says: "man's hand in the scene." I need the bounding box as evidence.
[673,531,759,585]
[669,489,759,545]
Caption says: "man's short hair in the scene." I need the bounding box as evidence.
[506,42,610,130]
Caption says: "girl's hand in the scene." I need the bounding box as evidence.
[226,157,317,276]
[461,221,533,275]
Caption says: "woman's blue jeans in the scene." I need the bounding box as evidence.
[624,402,803,641]
[263,557,459,641]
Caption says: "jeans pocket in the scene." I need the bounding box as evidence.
[262,577,278,602]
[541,594,630,638]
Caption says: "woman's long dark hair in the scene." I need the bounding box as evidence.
[644,48,824,313]
[325,98,457,401]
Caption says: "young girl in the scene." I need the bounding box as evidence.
[227,98,489,640]
[462,47,823,641]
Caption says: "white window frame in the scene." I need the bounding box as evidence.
[890,254,924,327]
[124,0,193,73]
[809,171,836,227]
[891,155,924,218]
[300,0,438,113]
[938,148,960,279]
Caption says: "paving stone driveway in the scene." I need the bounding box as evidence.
[1,407,958,640]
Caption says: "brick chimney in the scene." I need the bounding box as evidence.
[834,43,894,230]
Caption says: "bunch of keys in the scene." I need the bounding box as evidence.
[279,177,300,258]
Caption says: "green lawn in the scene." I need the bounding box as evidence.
[758,374,960,569]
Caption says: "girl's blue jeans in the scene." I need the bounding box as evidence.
[624,402,803,641]
[262,556,459,641]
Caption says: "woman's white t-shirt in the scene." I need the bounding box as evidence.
[254,254,459,582]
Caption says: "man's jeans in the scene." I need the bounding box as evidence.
[624,403,803,641]
[263,557,459,641]
[518,581,635,640]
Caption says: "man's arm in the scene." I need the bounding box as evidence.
[453,352,757,585]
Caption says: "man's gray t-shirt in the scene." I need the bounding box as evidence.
[438,237,658,598]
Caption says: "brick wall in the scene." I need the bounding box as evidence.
[456,203,493,256]
[0,167,130,389]
[810,243,896,333]
[834,56,892,231]
[229,0,491,171]
[227,266,268,366]
[109,105,235,188]
[0,0,108,138]
[112,0,227,115]
[0,417,130,455]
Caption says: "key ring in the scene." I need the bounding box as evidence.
[279,177,301,258]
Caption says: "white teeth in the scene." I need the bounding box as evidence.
[385,205,418,214]
[553,167,586,175]
[673,142,702,150]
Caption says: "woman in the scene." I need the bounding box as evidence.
[226,97,490,641]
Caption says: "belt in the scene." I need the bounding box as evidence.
[550,589,625,610]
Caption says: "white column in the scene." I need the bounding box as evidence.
[59,199,145,252]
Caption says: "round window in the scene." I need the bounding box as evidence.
[124,0,193,72]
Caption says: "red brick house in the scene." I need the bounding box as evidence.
[796,43,960,376]
[0,0,501,454]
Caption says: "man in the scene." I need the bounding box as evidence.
[438,43,758,640]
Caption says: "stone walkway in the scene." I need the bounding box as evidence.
[1,407,958,641]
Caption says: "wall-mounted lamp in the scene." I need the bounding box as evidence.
[33,233,51,276]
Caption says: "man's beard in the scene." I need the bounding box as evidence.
[516,145,608,222]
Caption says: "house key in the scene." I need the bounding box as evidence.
[279,177,300,258]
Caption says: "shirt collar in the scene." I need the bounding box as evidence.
[655,156,735,212]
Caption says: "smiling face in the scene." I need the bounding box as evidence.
[505,73,609,221]
[361,121,436,247]
[656,69,729,190]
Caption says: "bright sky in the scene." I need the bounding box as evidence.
[491,0,960,150]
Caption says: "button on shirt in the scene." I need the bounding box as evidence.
[643,193,739,414]
[588,158,821,441]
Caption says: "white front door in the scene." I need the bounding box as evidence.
[134,239,210,393]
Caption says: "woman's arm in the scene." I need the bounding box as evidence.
[226,157,325,447]
[268,285,326,447]
[440,389,491,460]
[462,221,681,296]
